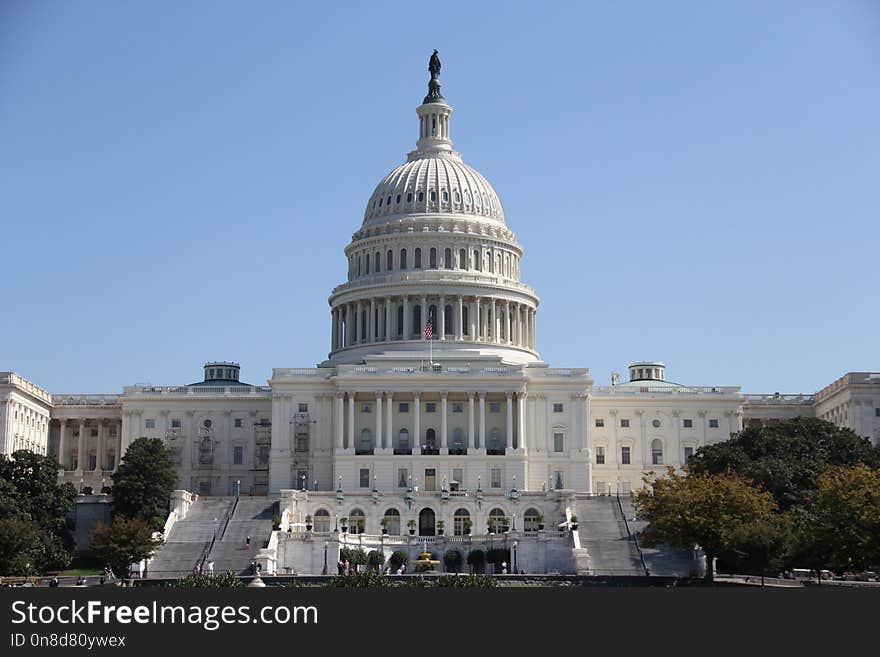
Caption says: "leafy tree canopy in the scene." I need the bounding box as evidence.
[90,515,162,577]
[633,468,777,580]
[111,437,177,529]
[687,417,880,511]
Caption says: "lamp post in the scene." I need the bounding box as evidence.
[79,477,84,494]
[513,539,518,574]
[235,479,241,500]
[322,540,328,576]
[301,474,306,491]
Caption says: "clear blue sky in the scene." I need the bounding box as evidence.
[2,0,878,394]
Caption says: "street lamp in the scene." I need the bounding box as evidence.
[79,477,84,494]
[301,474,306,491]
[322,540,328,576]
[235,479,241,499]
[513,539,518,573]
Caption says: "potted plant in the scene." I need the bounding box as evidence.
[304,515,312,531]
[340,516,349,533]
[462,517,472,536]
[380,516,389,534]
[407,519,417,535]
[501,517,511,533]
[272,514,282,531]
[437,520,445,536]
[569,515,578,531]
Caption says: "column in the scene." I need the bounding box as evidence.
[385,393,393,450]
[331,308,337,351]
[369,298,376,342]
[478,393,486,449]
[473,297,480,340]
[375,392,383,450]
[517,392,527,452]
[481,298,489,340]
[77,420,86,472]
[355,301,362,343]
[402,295,410,340]
[456,295,464,340]
[414,394,421,449]
[58,420,67,470]
[494,301,501,343]
[505,300,511,344]
[385,296,392,342]
[96,421,105,471]
[335,393,344,448]
[468,393,475,449]
[530,309,536,349]
[505,394,512,449]
[420,296,427,335]
[347,393,355,450]
[519,305,525,347]
[439,294,446,340]
[440,392,448,448]
[115,420,123,468]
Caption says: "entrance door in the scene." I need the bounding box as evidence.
[424,468,437,492]
[419,508,436,536]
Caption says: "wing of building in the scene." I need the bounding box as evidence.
[3,54,878,576]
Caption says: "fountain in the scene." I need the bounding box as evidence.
[411,539,440,573]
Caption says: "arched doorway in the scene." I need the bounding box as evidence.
[419,508,436,536]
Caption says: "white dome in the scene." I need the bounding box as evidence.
[363,154,505,227]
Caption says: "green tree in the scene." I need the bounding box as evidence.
[0,516,43,576]
[0,450,77,571]
[111,437,177,529]
[688,418,880,511]
[389,550,408,571]
[90,516,162,577]
[633,468,778,581]
[724,514,792,584]
[793,463,880,573]
[443,549,463,573]
[466,548,486,573]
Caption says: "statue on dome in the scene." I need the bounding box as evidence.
[428,50,441,79]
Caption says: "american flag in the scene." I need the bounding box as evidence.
[424,321,433,340]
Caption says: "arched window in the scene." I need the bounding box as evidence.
[349,508,366,534]
[524,508,542,534]
[453,508,471,536]
[474,249,480,271]
[313,509,331,533]
[400,249,407,269]
[425,428,436,449]
[398,428,410,450]
[651,439,663,465]
[488,508,507,534]
[444,248,452,269]
[487,250,493,273]
[459,248,467,270]
[360,428,372,452]
[383,508,401,535]
[419,508,436,536]
[444,305,452,335]
[414,248,422,268]
[413,304,421,336]
[387,250,393,271]
[429,248,437,268]
[462,307,469,335]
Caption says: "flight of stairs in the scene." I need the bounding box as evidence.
[617,496,698,577]
[206,498,278,575]
[146,497,236,579]
[573,495,646,576]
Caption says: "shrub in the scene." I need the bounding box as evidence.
[169,572,244,588]
[366,550,383,571]
[328,571,392,588]
[466,549,486,573]
[436,573,498,588]
[443,549,463,573]
[389,550,408,571]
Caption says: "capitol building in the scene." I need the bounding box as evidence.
[2,54,879,575]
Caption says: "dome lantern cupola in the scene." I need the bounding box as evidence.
[629,362,666,383]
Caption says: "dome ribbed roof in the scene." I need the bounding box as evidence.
[362,154,505,227]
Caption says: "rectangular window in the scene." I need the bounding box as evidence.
[554,471,564,490]
[399,403,409,413]
[171,419,181,429]
[595,446,605,464]
[359,468,370,488]
[595,418,604,428]
[452,468,464,488]
[621,418,630,428]
[553,403,563,413]
[489,402,501,413]
[298,403,309,413]
[426,403,436,413]
[145,419,155,429]
[684,446,694,464]
[361,403,371,413]
[709,419,719,428]
[398,468,408,488]
[296,437,308,452]
[490,467,502,489]
[233,446,243,465]
[683,419,693,428]
[621,446,631,465]
[874,407,880,417]
[91,428,99,437]
[452,402,463,413]
[553,432,564,452]
[234,418,243,428]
